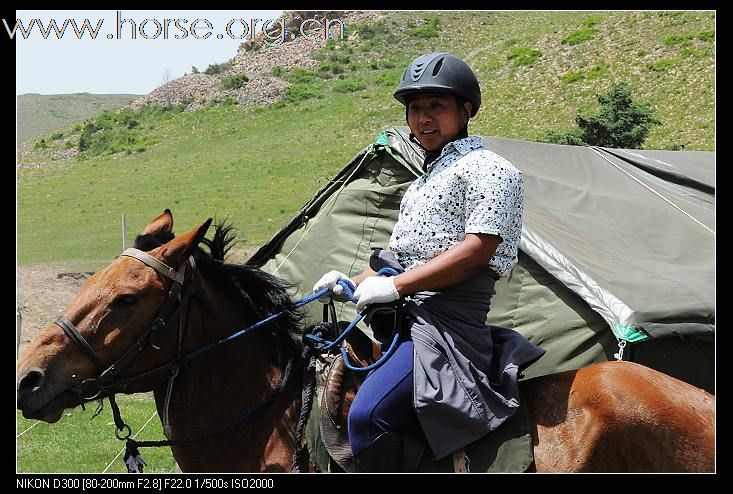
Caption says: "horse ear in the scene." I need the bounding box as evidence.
[156,218,213,267]
[141,209,174,236]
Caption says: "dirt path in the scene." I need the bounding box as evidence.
[16,262,100,355]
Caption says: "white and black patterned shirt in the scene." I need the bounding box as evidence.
[389,136,524,277]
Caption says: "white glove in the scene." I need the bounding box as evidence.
[312,270,350,303]
[354,276,400,312]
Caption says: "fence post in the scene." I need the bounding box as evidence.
[16,306,22,358]
[122,212,127,251]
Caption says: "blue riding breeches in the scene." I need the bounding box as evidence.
[347,338,418,455]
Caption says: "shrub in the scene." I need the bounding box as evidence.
[697,30,715,42]
[664,34,694,46]
[542,83,661,149]
[284,83,324,103]
[543,130,586,146]
[408,16,440,38]
[507,47,542,67]
[560,71,585,84]
[204,62,232,75]
[220,73,249,90]
[562,28,598,45]
[575,82,662,148]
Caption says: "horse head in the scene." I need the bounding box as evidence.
[17,209,212,423]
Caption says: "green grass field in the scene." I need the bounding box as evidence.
[18,11,715,266]
[17,394,175,473]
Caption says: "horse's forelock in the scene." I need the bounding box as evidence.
[133,231,176,251]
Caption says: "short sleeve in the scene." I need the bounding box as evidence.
[464,155,524,240]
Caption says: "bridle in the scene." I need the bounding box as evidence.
[56,248,195,402]
[55,247,197,438]
[54,246,298,470]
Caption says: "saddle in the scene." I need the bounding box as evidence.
[307,303,536,473]
[316,324,381,472]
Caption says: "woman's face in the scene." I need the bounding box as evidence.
[407,93,471,152]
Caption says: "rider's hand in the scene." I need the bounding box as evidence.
[313,270,351,303]
[354,276,400,312]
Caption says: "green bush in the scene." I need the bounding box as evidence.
[587,65,606,78]
[220,73,249,90]
[354,20,390,41]
[543,83,661,149]
[560,71,585,84]
[562,28,598,45]
[204,62,232,75]
[507,47,542,67]
[288,68,318,84]
[284,83,324,103]
[408,16,440,38]
[576,82,661,148]
[543,130,586,146]
[697,30,715,42]
[76,107,172,157]
[50,132,64,140]
[664,34,694,46]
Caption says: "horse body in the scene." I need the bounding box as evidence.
[523,362,715,472]
[16,211,715,473]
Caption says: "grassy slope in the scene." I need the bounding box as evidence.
[17,11,715,265]
[17,93,140,144]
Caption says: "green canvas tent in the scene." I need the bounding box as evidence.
[249,127,715,392]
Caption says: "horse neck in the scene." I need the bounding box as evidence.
[153,272,304,472]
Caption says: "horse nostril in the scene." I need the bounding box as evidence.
[17,369,44,397]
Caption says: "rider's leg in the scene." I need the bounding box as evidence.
[348,339,423,471]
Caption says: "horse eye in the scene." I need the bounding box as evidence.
[114,295,138,307]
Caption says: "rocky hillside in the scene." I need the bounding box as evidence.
[130,11,381,110]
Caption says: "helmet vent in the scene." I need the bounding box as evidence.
[432,57,445,76]
[411,62,427,81]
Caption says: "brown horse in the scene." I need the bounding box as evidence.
[16,210,715,473]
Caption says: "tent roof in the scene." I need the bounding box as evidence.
[250,126,715,345]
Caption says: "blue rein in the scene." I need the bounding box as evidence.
[302,267,401,372]
[212,268,401,372]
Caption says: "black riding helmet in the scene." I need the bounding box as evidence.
[394,52,481,117]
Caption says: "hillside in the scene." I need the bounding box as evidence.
[17,10,715,265]
[17,93,140,144]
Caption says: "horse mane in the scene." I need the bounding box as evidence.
[133,222,302,351]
